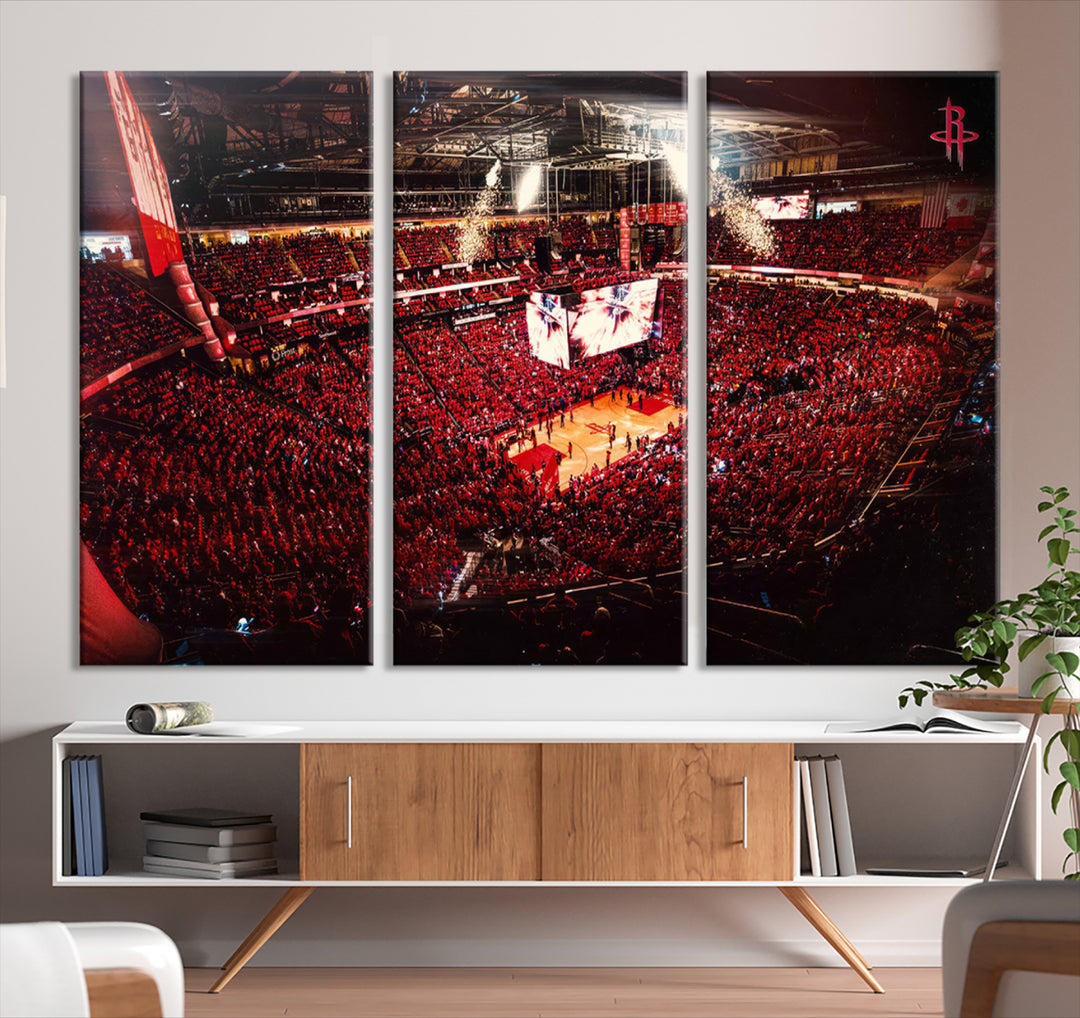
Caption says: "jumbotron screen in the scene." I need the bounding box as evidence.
[567,278,659,359]
[816,199,859,217]
[525,292,570,368]
[753,194,811,220]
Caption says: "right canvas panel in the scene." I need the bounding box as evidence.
[706,74,998,665]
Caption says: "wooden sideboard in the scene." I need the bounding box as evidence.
[54,721,1039,995]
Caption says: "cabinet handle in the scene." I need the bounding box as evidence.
[742,775,748,849]
[346,775,353,849]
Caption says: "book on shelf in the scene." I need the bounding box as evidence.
[798,758,821,877]
[865,859,1004,878]
[61,756,74,876]
[145,839,275,864]
[808,756,839,877]
[825,708,1019,735]
[86,756,109,876]
[65,755,108,877]
[140,820,277,846]
[141,856,278,880]
[797,754,857,878]
[824,755,857,877]
[138,807,272,827]
[71,756,88,876]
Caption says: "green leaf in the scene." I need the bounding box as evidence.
[1062,729,1080,759]
[1046,651,1079,676]
[1055,490,1070,504]
[1039,524,1058,541]
[1019,633,1050,661]
[1065,827,1080,853]
[1040,485,1056,494]
[1032,673,1054,695]
[1039,501,1054,512]
[1044,728,1064,770]
[898,694,909,708]
[913,689,928,706]
[1052,781,1066,813]
[1040,685,1060,711]
[1065,870,1080,880]
[1049,538,1071,566]
[1061,761,1080,791]
[1057,651,1079,676]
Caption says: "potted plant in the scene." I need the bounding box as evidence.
[899,486,1080,879]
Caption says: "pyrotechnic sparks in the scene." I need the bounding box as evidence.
[516,163,543,213]
[662,141,688,197]
[710,172,775,259]
[458,160,501,264]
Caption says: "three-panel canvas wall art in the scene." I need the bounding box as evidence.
[79,71,996,667]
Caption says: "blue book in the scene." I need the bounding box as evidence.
[86,756,108,876]
[80,757,95,876]
[61,756,74,876]
[71,757,88,876]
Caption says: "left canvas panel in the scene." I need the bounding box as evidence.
[80,72,373,665]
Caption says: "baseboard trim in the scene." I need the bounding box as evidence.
[179,937,944,969]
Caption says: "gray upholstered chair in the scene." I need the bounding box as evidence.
[942,880,1080,1017]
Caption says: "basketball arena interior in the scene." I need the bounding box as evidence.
[78,71,996,668]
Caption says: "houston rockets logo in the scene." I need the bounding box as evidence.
[931,98,978,170]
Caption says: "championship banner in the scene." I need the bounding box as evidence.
[619,207,631,270]
[104,71,183,276]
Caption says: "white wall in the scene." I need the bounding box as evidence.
[1,0,1077,968]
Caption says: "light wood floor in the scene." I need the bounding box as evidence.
[183,967,943,1017]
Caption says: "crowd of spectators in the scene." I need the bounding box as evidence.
[80,263,197,385]
[81,359,371,662]
[706,279,966,566]
[393,270,686,617]
[708,204,981,280]
[80,214,685,662]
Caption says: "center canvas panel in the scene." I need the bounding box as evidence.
[393,72,688,665]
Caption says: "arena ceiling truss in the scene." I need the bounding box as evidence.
[393,72,688,176]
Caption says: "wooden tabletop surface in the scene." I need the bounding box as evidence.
[933,687,1079,715]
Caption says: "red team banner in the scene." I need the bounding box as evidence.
[104,71,183,276]
[618,203,685,268]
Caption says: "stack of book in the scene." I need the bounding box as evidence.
[62,755,108,876]
[796,755,856,878]
[140,808,278,879]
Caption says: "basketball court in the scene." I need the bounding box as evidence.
[499,390,685,491]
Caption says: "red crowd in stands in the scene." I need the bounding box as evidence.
[708,204,980,281]
[706,280,966,565]
[80,264,197,384]
[393,273,686,602]
[81,357,371,660]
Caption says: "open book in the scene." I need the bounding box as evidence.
[825,707,1019,735]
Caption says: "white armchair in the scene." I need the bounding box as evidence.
[0,922,183,1018]
[942,880,1080,1018]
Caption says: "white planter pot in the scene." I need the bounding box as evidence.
[1015,634,1080,699]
